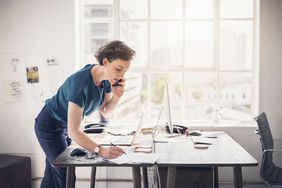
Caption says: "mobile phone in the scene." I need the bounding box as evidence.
[113,79,122,86]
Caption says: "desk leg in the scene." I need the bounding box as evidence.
[132,167,141,188]
[233,166,242,188]
[142,167,148,188]
[90,167,96,188]
[66,167,75,188]
[166,167,176,188]
[213,166,219,188]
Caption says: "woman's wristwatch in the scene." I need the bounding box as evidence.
[94,145,101,156]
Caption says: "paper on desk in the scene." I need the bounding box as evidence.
[106,127,136,136]
[107,148,159,164]
[134,148,152,153]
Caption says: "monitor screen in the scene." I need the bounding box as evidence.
[163,81,173,135]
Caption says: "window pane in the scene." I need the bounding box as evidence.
[185,21,214,68]
[151,22,182,67]
[83,0,113,18]
[84,23,114,38]
[84,38,109,64]
[219,73,253,121]
[120,0,148,19]
[83,23,114,65]
[184,73,216,120]
[220,21,253,70]
[186,0,214,19]
[151,0,182,19]
[79,0,257,124]
[220,0,253,18]
[114,73,147,120]
[151,73,182,120]
[120,22,148,67]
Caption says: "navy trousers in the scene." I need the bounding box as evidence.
[34,106,72,188]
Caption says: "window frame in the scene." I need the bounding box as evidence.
[77,0,259,125]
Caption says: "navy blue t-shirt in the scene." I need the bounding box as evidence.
[45,64,112,125]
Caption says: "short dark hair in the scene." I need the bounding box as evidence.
[94,40,136,65]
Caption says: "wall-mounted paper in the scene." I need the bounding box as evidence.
[2,80,25,103]
[11,58,19,72]
[26,66,39,83]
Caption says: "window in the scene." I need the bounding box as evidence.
[78,0,257,123]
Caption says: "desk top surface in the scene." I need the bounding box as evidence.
[52,147,155,167]
[52,131,258,167]
[155,132,258,167]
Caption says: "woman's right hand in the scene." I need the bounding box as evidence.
[99,146,125,159]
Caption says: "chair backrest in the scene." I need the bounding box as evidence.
[255,112,282,186]
[255,112,274,150]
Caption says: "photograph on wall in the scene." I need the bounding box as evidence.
[26,66,39,83]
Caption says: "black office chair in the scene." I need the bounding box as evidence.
[255,112,282,187]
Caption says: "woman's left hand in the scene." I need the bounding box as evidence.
[111,78,125,98]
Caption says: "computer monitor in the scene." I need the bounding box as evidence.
[163,81,173,135]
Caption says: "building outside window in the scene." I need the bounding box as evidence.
[78,0,257,124]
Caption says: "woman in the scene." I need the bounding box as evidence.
[34,40,135,188]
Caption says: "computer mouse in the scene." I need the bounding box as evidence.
[70,148,86,157]
[189,131,202,136]
[84,127,104,134]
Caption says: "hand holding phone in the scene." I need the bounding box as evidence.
[113,79,123,87]
[112,78,125,98]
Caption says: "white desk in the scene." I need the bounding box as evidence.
[155,132,258,188]
[53,131,258,188]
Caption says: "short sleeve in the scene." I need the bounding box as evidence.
[68,91,86,108]
[66,77,87,108]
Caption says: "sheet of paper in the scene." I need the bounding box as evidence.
[134,148,152,153]
[106,127,136,136]
[107,147,159,164]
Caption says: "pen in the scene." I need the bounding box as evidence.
[205,136,218,138]
[110,142,127,155]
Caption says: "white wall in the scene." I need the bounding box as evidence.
[0,0,282,187]
[0,0,76,185]
[259,0,282,138]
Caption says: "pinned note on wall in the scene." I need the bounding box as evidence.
[2,80,26,103]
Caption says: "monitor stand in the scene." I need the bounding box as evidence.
[167,133,182,138]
